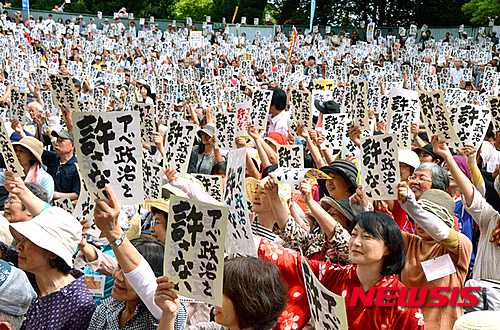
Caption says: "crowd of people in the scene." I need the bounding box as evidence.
[0,7,499,330]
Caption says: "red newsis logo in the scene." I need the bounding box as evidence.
[349,287,481,307]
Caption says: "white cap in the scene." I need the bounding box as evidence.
[398,149,420,170]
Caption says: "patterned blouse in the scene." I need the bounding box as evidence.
[88,296,187,330]
[276,215,351,264]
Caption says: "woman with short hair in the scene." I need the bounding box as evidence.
[155,257,288,330]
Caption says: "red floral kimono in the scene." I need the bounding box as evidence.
[258,239,425,330]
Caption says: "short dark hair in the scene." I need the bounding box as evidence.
[211,161,227,176]
[50,256,71,274]
[131,237,165,277]
[24,182,49,203]
[350,212,406,276]
[223,257,288,330]
[268,87,286,111]
[308,56,316,61]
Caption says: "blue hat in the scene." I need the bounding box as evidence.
[0,260,37,316]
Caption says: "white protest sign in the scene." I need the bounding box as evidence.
[386,88,420,149]
[9,89,27,124]
[223,148,255,256]
[164,195,228,307]
[54,197,75,213]
[418,91,458,143]
[192,174,224,202]
[132,103,155,145]
[164,119,197,176]
[274,167,330,193]
[321,113,348,150]
[250,89,273,130]
[72,111,144,204]
[488,96,500,132]
[360,134,400,200]
[452,103,491,151]
[278,144,304,168]
[350,78,369,130]
[142,159,163,200]
[215,111,237,150]
[189,31,203,49]
[290,89,312,133]
[235,100,251,136]
[301,255,348,330]
[0,119,23,176]
[48,73,79,111]
[73,165,99,238]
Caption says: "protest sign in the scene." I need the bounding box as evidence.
[418,91,458,143]
[250,89,273,130]
[452,103,491,151]
[350,78,370,130]
[54,197,75,213]
[72,111,144,204]
[360,134,400,200]
[132,103,155,145]
[189,31,203,49]
[235,100,251,136]
[321,113,348,150]
[290,89,312,130]
[273,167,330,193]
[313,80,335,91]
[193,174,224,202]
[164,119,197,176]
[73,164,99,237]
[215,111,237,150]
[164,195,228,307]
[0,119,23,176]
[488,96,500,132]
[301,255,348,330]
[223,148,255,256]
[278,144,304,168]
[142,159,163,200]
[48,73,79,111]
[9,89,27,123]
[386,88,420,149]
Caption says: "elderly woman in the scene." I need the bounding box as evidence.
[155,257,288,330]
[0,172,96,329]
[0,135,54,202]
[89,186,187,329]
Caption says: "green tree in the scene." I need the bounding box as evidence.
[462,0,500,24]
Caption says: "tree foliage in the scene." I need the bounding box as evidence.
[462,0,500,25]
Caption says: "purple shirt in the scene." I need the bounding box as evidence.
[0,242,97,329]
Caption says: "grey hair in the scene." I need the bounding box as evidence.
[0,311,24,330]
[415,162,449,191]
[31,101,43,112]
[24,182,50,203]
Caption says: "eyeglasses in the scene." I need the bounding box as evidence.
[4,198,22,206]
[408,176,432,183]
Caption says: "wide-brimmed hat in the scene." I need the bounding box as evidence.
[143,199,170,214]
[304,196,354,231]
[453,311,500,330]
[245,177,291,208]
[197,123,215,138]
[318,159,359,195]
[12,136,43,165]
[10,207,82,267]
[0,259,36,316]
[417,189,455,228]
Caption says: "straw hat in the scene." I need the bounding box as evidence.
[453,311,500,329]
[245,177,291,208]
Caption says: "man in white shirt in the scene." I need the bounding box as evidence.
[100,18,110,34]
[88,17,97,35]
[43,13,55,31]
[267,87,288,137]
[450,58,464,85]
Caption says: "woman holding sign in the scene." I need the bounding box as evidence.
[250,176,424,329]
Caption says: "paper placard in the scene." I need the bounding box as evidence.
[278,144,304,168]
[84,274,106,297]
[163,119,197,177]
[360,134,400,200]
[0,119,23,177]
